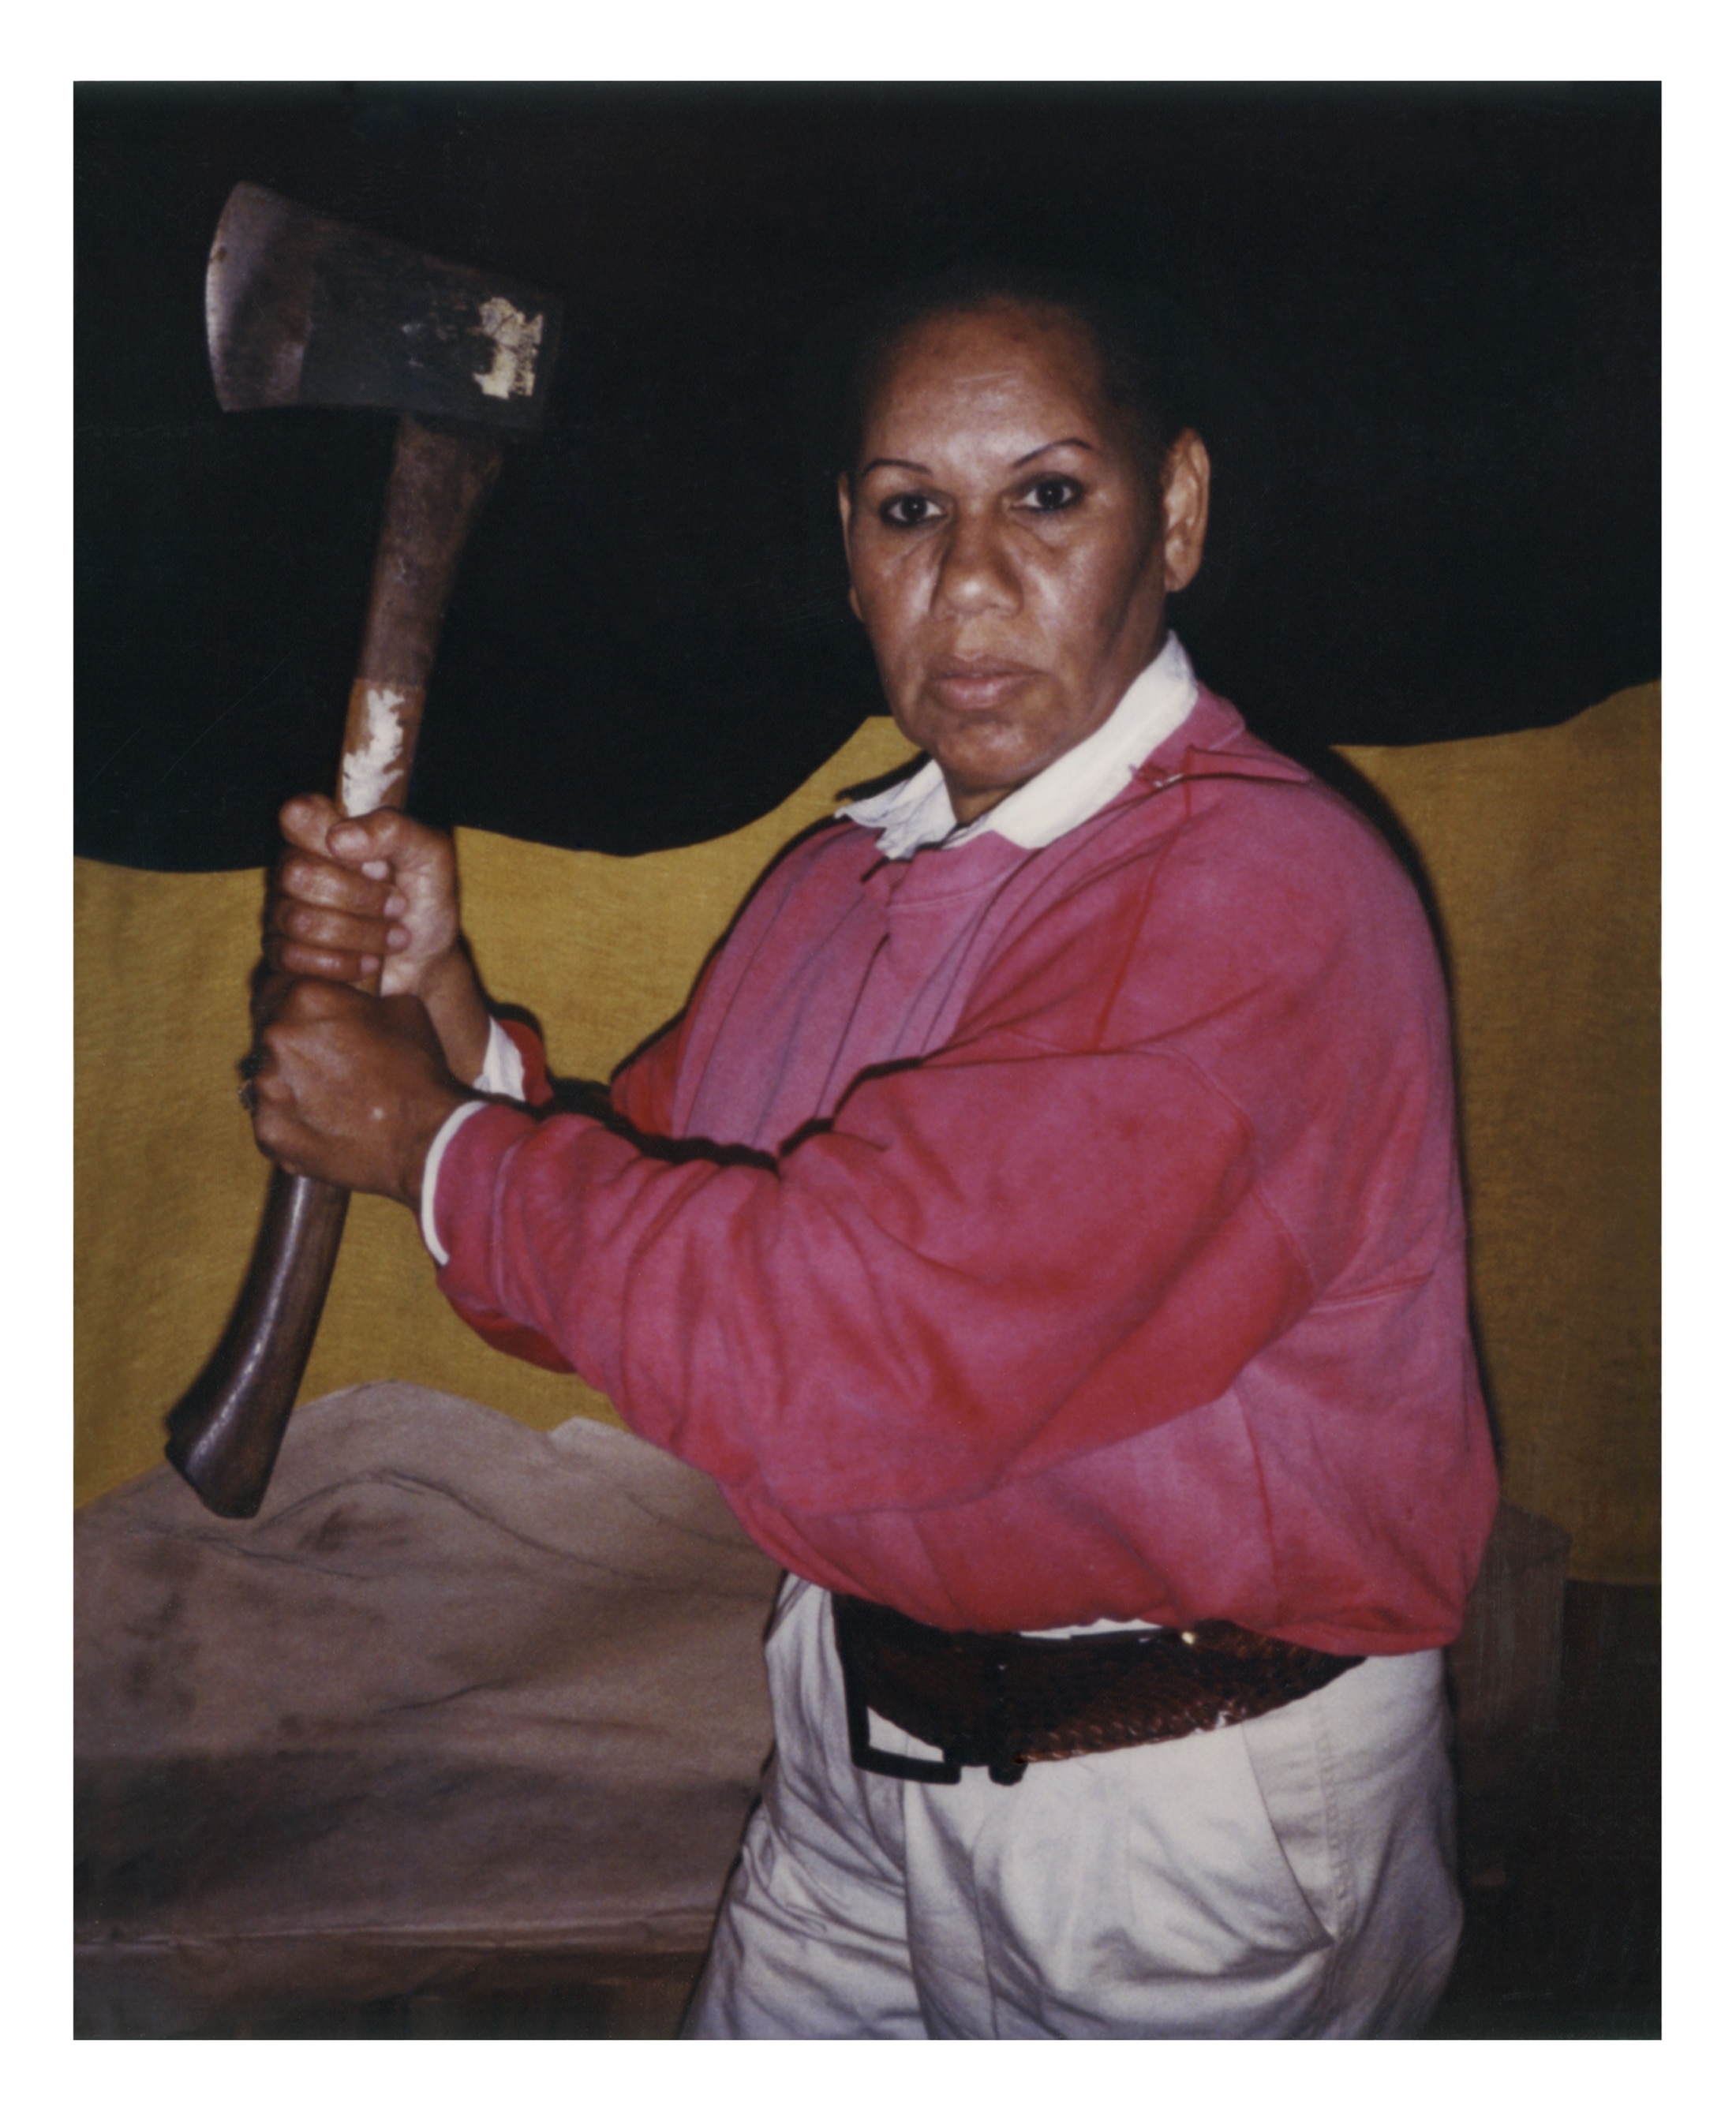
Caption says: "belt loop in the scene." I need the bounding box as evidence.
[984,1651,1026,1786]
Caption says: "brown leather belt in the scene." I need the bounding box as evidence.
[832,1594,1363,1786]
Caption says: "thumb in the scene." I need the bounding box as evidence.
[279,794,341,855]
[326,809,448,890]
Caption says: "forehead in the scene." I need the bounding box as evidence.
[859,301,1113,454]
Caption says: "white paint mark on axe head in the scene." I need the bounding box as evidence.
[473,297,544,402]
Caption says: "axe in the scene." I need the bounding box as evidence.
[164,183,563,1517]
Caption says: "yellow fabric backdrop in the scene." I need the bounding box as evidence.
[75,685,1658,1580]
[1339,684,1659,1582]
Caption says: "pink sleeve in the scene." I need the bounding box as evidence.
[438,1015,568,1368]
[608,1019,685,1135]
[495,1006,683,1128]
[432,1021,1312,1524]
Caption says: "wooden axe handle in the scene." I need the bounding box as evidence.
[165,417,503,1517]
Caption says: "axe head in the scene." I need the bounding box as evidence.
[206,182,562,435]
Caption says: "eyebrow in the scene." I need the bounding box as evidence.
[859,436,1100,479]
[1014,436,1098,466]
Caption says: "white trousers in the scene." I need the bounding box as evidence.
[686,1578,1461,2039]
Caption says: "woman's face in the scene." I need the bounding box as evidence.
[840,300,1210,824]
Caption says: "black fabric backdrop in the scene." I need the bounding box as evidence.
[76,83,1659,873]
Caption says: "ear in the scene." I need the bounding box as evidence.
[837,473,863,624]
[1159,431,1211,595]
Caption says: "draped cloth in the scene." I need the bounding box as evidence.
[74,1384,781,2037]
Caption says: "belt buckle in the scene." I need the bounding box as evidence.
[841,1680,965,1785]
[833,1599,1026,1786]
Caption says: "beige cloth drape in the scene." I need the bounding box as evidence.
[74,684,1658,1579]
[76,1382,784,2035]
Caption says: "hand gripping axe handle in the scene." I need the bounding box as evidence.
[165,184,563,1517]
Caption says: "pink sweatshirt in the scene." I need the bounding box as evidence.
[436,689,1499,1655]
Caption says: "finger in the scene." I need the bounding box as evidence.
[266,936,383,986]
[275,974,369,1025]
[271,896,406,963]
[325,810,451,895]
[258,977,365,1039]
[273,848,397,919]
[246,1043,297,1165]
[251,1057,294,1107]
[251,1097,311,1173]
[279,794,342,855]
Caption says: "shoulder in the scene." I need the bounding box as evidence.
[965,702,1444,1050]
[1139,694,1412,895]
[1058,698,1427,952]
[1166,763,1424,956]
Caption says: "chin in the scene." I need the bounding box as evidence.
[934,721,1056,788]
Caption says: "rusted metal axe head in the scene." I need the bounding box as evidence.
[206,182,562,435]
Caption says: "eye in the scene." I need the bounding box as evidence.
[1020,475,1083,514]
[878,492,941,529]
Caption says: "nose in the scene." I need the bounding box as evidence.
[933,504,1020,619]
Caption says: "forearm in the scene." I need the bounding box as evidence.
[432,1039,1311,1517]
[411,942,492,1084]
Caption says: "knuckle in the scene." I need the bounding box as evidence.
[296,977,344,1018]
[290,907,342,947]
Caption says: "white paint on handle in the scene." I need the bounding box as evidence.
[341,686,407,816]
[473,297,544,401]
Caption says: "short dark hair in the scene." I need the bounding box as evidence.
[835,264,1202,490]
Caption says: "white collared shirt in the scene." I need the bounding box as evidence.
[840,631,1198,858]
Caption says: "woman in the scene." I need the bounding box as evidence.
[251,271,1498,2037]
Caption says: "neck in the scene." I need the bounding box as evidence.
[945,780,1015,826]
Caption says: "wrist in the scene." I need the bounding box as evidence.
[397,1082,470,1212]
[411,945,491,1083]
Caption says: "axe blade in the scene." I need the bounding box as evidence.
[206,182,563,435]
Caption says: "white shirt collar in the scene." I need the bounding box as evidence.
[841,633,1199,861]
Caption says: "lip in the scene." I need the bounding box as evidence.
[927,660,1040,713]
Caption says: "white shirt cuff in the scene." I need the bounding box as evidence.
[474,1016,527,1101]
[419,1020,531,1265]
[420,1101,488,1266]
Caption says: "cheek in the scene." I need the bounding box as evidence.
[1009,555,1108,669]
[853,558,930,665]
[1046,533,1161,645]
